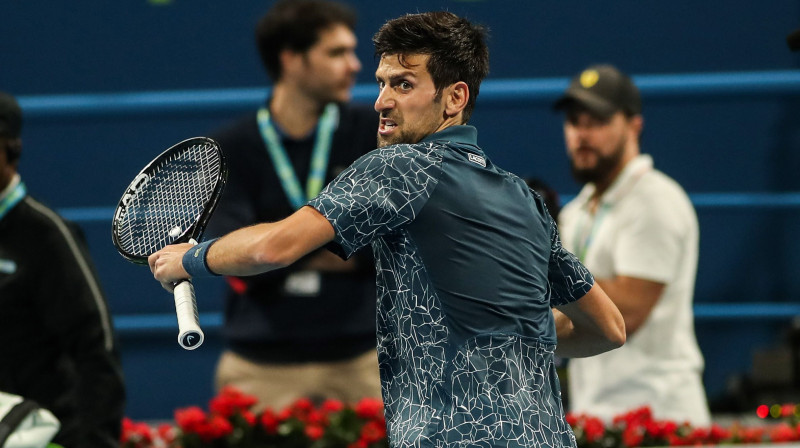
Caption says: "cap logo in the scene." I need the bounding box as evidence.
[579,69,600,88]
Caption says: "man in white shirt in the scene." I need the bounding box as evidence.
[553,64,711,426]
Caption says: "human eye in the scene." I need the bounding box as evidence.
[391,79,412,92]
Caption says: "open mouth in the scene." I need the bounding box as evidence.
[379,119,397,135]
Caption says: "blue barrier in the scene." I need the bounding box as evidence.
[58,192,800,223]
[114,303,800,336]
[18,70,800,118]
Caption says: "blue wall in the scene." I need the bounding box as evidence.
[2,0,800,420]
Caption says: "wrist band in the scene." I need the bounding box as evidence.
[182,239,220,278]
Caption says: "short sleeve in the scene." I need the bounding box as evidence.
[547,210,595,307]
[614,195,689,283]
[309,145,442,258]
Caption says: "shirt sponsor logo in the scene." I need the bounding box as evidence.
[468,153,486,167]
[0,258,17,274]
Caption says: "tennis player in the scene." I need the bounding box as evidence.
[151,11,625,448]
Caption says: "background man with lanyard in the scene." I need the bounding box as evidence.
[554,64,710,426]
[205,0,380,410]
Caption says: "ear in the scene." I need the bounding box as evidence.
[444,81,469,119]
[279,49,303,78]
[628,114,644,138]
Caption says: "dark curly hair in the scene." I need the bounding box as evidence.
[256,0,358,82]
[372,11,490,123]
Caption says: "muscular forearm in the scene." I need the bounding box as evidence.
[149,206,335,288]
[593,276,663,335]
[554,283,626,358]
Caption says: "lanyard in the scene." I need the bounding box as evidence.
[256,103,338,210]
[0,181,26,222]
[572,203,610,263]
[571,161,651,262]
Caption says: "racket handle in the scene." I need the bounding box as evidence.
[173,280,204,350]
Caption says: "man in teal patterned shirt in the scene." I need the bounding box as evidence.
[150,11,625,448]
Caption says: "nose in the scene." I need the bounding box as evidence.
[374,86,393,114]
[349,53,362,73]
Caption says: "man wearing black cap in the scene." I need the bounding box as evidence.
[553,65,710,426]
[0,91,125,447]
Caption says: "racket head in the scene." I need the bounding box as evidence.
[111,137,227,264]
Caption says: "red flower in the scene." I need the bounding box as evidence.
[644,419,678,439]
[196,414,234,442]
[614,406,653,428]
[321,398,345,414]
[260,409,280,434]
[770,422,798,443]
[209,386,258,417]
[736,426,765,444]
[622,425,643,447]
[278,407,293,421]
[665,432,690,446]
[685,426,709,444]
[157,423,177,444]
[348,441,368,448]
[708,423,731,443]
[565,412,578,427]
[120,417,153,447]
[174,406,208,433]
[306,409,328,426]
[354,397,384,420]
[241,409,257,426]
[305,424,325,440]
[582,416,605,443]
[360,420,388,444]
[292,397,315,413]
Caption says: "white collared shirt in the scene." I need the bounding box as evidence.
[559,154,710,426]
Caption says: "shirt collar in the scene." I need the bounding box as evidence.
[420,125,478,147]
[0,173,21,202]
[573,154,653,208]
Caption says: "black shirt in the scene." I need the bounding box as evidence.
[206,102,378,362]
[0,192,125,448]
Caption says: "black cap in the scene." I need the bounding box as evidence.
[553,64,641,118]
[0,92,22,139]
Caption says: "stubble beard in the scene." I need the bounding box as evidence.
[376,114,420,147]
[569,137,627,185]
[377,130,410,147]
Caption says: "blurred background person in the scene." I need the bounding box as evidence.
[524,177,562,220]
[205,0,380,411]
[0,91,125,447]
[553,65,710,426]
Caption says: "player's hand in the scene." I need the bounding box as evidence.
[148,243,194,292]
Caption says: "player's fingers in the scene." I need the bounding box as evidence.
[161,281,176,293]
[148,253,157,273]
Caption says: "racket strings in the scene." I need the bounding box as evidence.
[116,142,222,257]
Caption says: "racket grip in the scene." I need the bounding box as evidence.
[173,280,204,350]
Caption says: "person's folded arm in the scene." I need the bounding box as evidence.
[554,283,626,358]
[594,275,664,335]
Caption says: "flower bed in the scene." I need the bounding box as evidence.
[121,387,387,448]
[568,406,800,447]
[121,388,800,448]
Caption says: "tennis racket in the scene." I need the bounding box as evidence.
[111,137,227,350]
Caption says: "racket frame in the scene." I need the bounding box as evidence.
[110,136,227,350]
[111,136,227,264]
